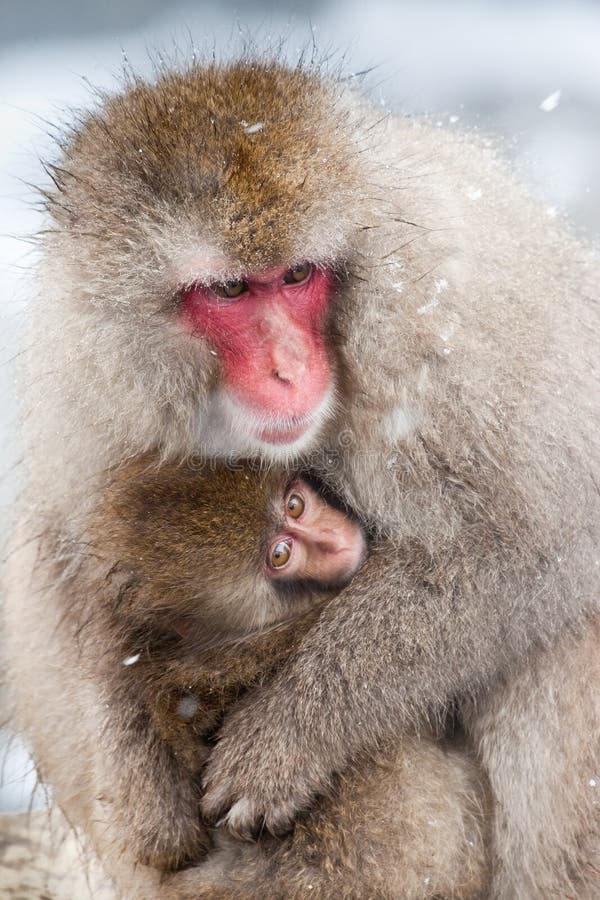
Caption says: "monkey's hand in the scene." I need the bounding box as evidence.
[201,673,339,839]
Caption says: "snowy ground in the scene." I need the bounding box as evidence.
[1,0,599,812]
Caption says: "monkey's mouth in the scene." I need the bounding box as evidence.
[224,384,336,448]
[234,385,335,447]
[253,388,336,447]
[200,386,335,457]
[256,422,310,444]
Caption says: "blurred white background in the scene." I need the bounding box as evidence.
[1,0,599,813]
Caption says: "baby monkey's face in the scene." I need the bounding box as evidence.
[266,479,367,588]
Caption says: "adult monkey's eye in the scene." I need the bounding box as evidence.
[286,492,305,519]
[270,539,292,569]
[284,262,312,284]
[210,279,248,299]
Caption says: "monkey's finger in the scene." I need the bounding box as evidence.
[262,797,303,837]
[223,798,262,842]
[201,780,237,823]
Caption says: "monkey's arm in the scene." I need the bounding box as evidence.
[201,539,581,837]
[99,678,211,870]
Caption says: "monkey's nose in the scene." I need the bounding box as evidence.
[272,364,306,386]
[313,529,346,555]
[270,350,308,387]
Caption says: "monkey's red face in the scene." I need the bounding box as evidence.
[266,479,366,588]
[180,264,335,455]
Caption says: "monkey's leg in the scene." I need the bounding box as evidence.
[463,620,600,899]
[153,735,492,900]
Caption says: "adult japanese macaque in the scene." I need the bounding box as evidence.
[4,56,600,897]
[47,458,487,898]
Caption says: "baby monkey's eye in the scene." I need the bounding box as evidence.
[210,279,248,299]
[283,262,312,284]
[270,539,292,569]
[286,492,305,518]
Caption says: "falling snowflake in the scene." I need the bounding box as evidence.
[122,653,140,666]
[240,121,265,135]
[539,90,561,112]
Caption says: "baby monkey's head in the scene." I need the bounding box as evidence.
[99,460,366,642]
[263,473,367,588]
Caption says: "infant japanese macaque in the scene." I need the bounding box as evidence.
[71,458,490,898]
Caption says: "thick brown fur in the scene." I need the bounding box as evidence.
[6,459,490,897]
[4,53,600,898]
